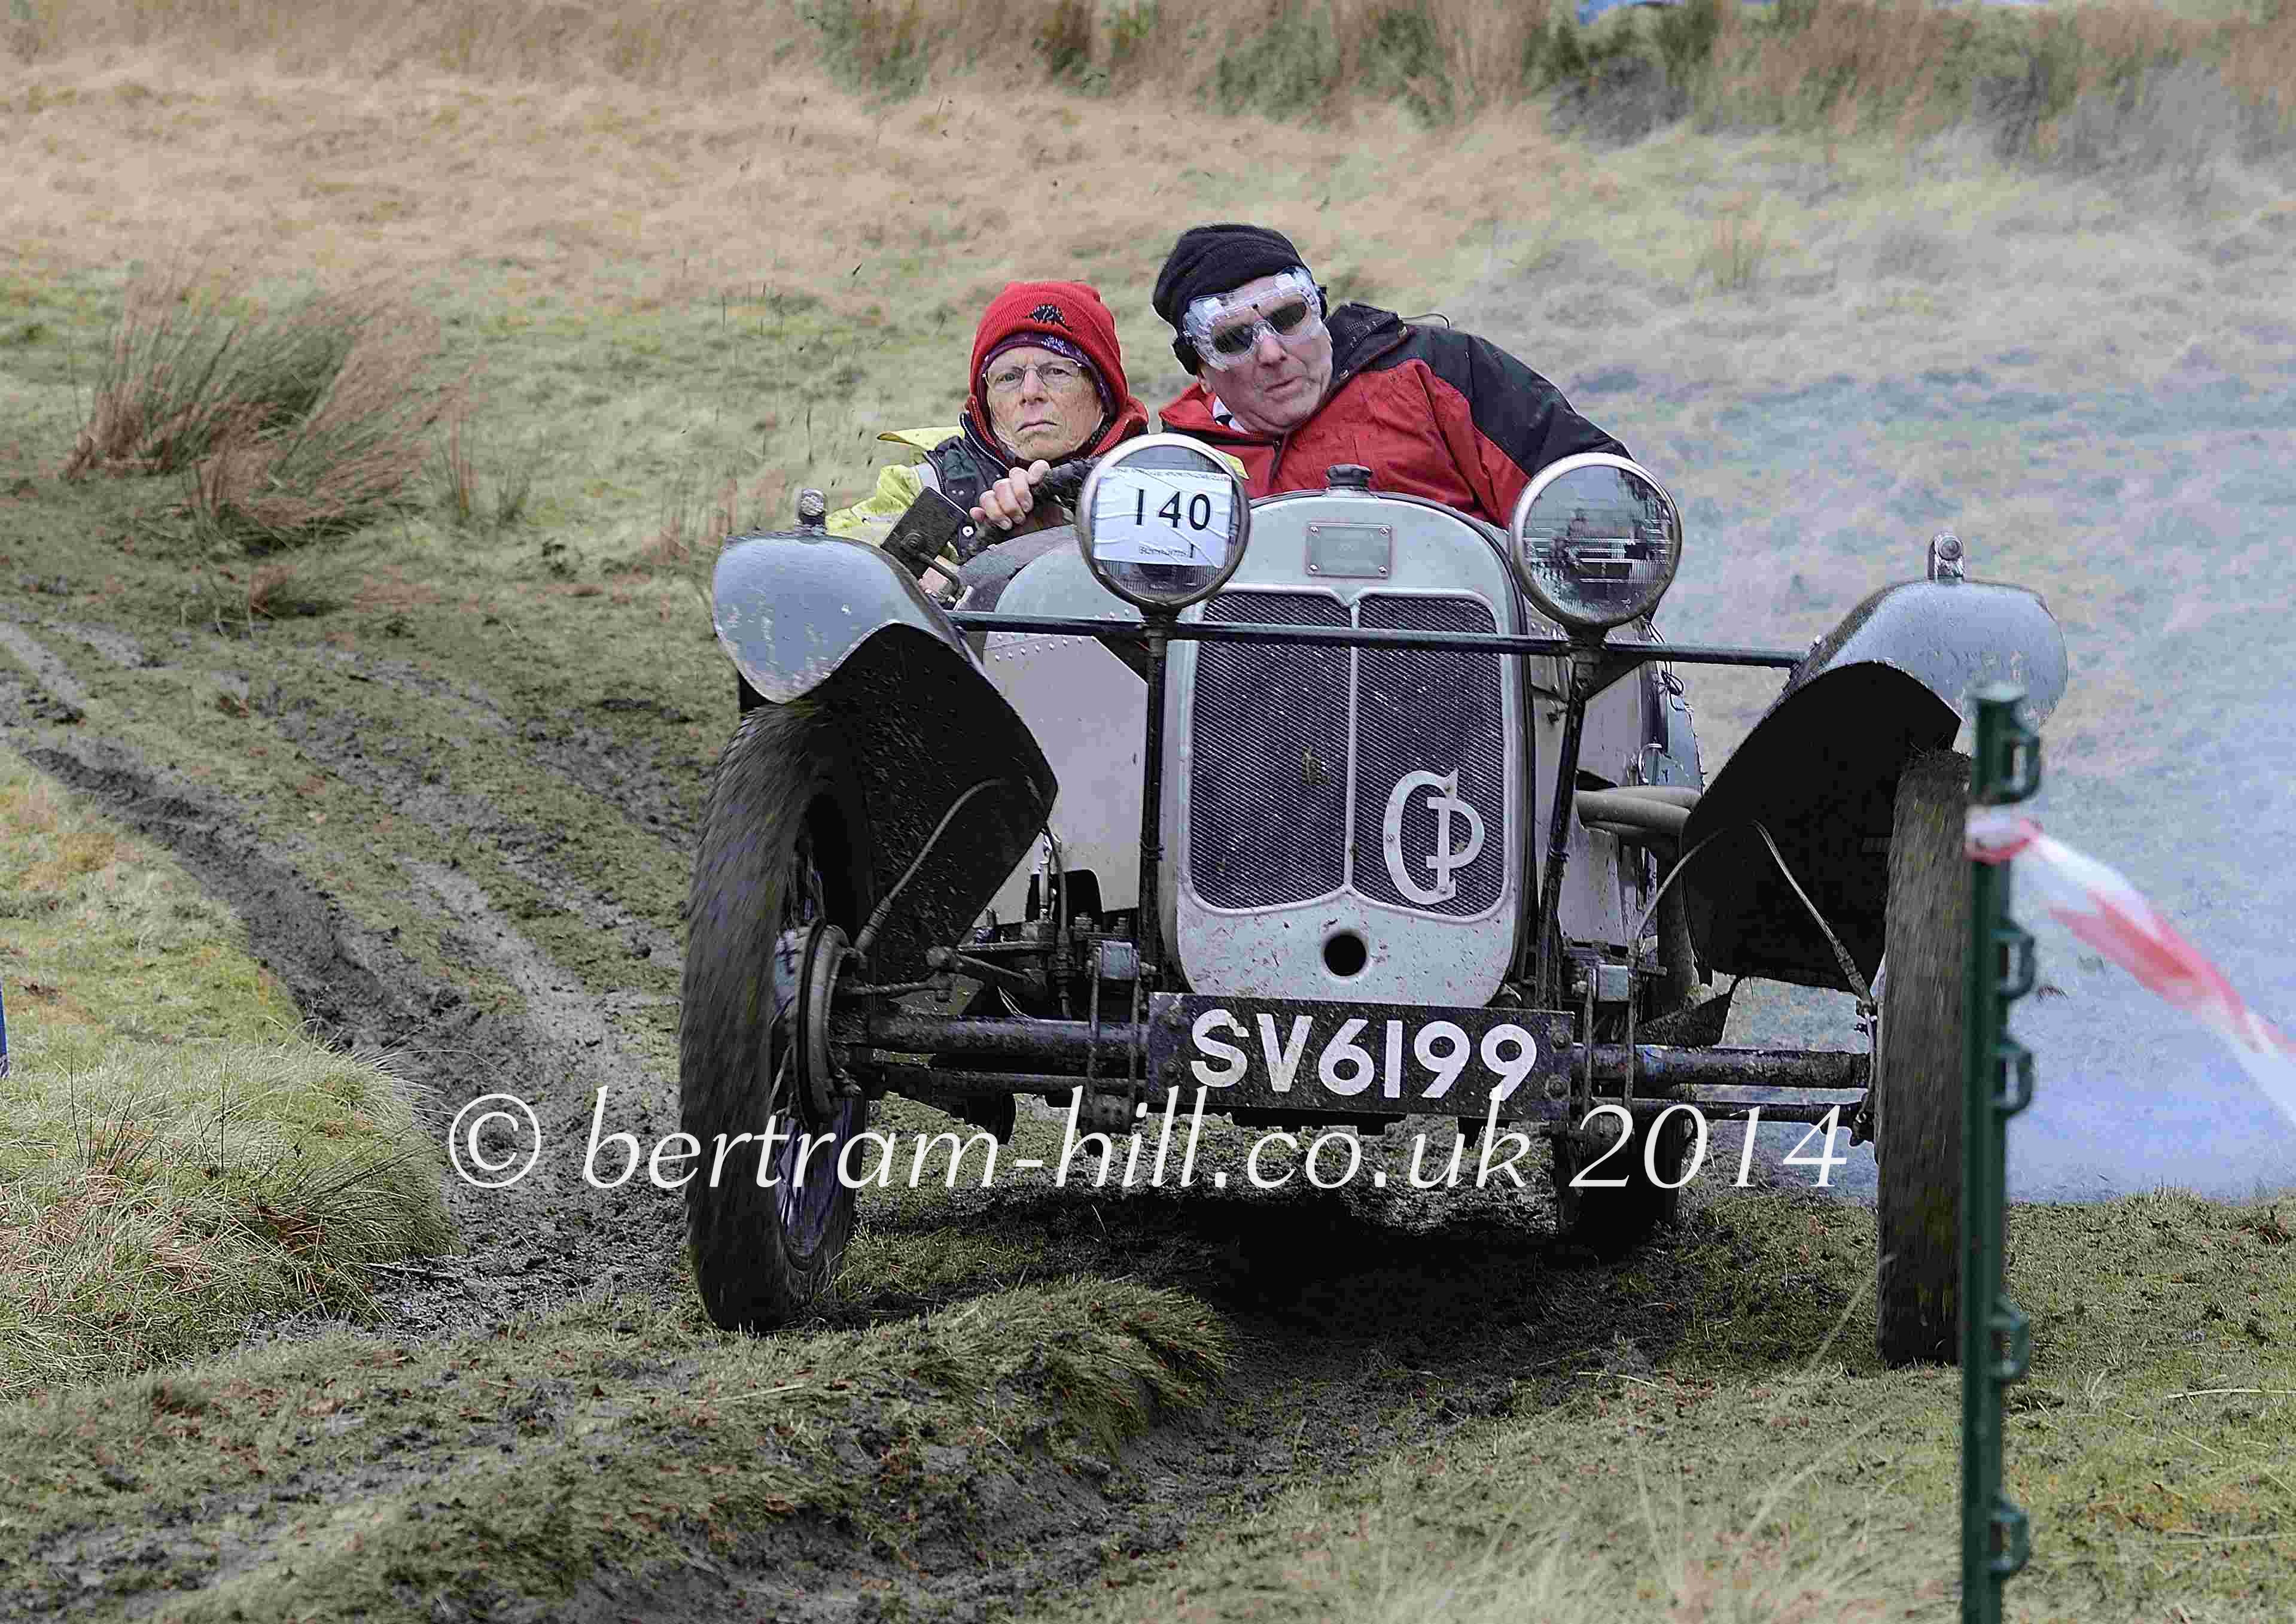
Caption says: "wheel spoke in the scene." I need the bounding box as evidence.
[771,834,858,1251]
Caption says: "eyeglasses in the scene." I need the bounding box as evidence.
[985,358,1088,397]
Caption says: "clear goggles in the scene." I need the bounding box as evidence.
[1183,270,1325,372]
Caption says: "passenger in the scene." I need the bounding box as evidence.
[826,280,1152,571]
[1148,223,1628,521]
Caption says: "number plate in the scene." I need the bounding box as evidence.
[1145,995,1576,1118]
[1086,467,1235,566]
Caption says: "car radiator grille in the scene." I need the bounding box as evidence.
[1351,594,1506,917]
[1186,589,1506,916]
[1187,591,1351,908]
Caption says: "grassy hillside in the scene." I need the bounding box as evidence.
[2,3,2294,1617]
[9,0,2292,148]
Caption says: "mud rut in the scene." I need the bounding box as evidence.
[0,607,1738,1622]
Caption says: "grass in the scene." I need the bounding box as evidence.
[1053,1190,2296,1623]
[8,0,2292,156]
[60,261,467,551]
[629,460,790,575]
[425,402,540,539]
[1,10,2293,1619]
[0,752,456,1401]
[1698,193,1771,292]
[0,1277,1226,1617]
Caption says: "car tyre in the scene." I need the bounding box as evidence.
[1874,747,1971,1367]
[681,700,868,1333]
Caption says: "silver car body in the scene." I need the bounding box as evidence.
[976,489,1692,1003]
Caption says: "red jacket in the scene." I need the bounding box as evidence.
[1157,303,1627,522]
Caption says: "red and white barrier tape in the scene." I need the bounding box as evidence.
[1966,808,2296,1130]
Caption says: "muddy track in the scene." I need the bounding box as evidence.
[2,614,699,1345]
[11,725,692,1339]
[1,603,1756,1621]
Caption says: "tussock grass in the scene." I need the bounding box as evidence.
[239,555,340,619]
[427,402,540,538]
[0,753,453,1401]
[0,1278,1226,1616]
[1529,0,2295,184]
[1698,193,1771,291]
[60,261,467,550]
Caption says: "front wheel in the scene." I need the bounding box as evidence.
[680,701,869,1333]
[1874,748,1971,1366]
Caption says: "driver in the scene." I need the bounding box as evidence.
[827,279,1152,571]
[1149,224,1629,521]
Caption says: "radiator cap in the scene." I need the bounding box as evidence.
[1325,464,1373,491]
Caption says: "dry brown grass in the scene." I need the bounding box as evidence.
[241,557,335,618]
[5,0,1554,108]
[0,48,1560,369]
[60,261,467,548]
[18,0,2279,149]
[431,401,479,526]
[1698,193,1770,291]
[5,4,2283,344]
[427,400,538,536]
[1692,0,2295,165]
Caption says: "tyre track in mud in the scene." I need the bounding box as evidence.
[4,611,1752,1622]
[249,662,687,969]
[1,728,683,1339]
[596,1196,1734,1624]
[288,638,706,855]
[0,616,693,1340]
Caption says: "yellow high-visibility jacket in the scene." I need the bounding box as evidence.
[824,427,967,570]
[826,425,1247,574]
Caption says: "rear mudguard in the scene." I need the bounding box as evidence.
[1679,576,2067,992]
[712,528,1058,980]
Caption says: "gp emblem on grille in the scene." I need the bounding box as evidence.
[1381,770,1485,904]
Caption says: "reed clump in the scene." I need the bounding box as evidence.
[60,264,467,551]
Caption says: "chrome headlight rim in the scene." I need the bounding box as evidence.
[1507,451,1684,634]
[1075,432,1253,613]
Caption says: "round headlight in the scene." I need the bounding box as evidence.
[1508,454,1683,633]
[1076,434,1251,613]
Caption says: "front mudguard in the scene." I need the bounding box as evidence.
[711,528,1058,981]
[1679,576,2067,991]
[714,527,961,705]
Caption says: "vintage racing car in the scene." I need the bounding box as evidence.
[684,436,2067,1366]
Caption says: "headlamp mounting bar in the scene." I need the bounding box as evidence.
[945,610,1804,668]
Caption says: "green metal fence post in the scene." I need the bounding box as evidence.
[1963,682,2041,1623]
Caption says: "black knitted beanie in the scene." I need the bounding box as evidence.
[1152,224,1313,374]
